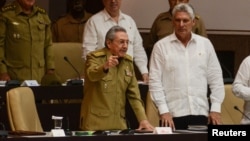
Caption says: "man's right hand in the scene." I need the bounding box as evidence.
[160,113,176,131]
[103,55,119,70]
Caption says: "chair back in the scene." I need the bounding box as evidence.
[6,87,43,132]
[221,84,244,124]
[53,42,85,83]
[145,92,160,127]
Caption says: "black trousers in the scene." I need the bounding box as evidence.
[173,115,208,130]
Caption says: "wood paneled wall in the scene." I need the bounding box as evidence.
[208,34,250,76]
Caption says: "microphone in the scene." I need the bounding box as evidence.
[234,106,250,120]
[65,116,72,136]
[0,122,8,138]
[63,56,83,86]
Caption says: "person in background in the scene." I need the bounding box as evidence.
[51,0,92,43]
[146,0,207,59]
[80,25,154,131]
[82,0,149,83]
[148,3,224,130]
[0,0,55,84]
[232,56,250,124]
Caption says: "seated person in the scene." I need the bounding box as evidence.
[232,55,250,124]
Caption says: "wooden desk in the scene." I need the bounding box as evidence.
[0,84,148,131]
[5,132,207,141]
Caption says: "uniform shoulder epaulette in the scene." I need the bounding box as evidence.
[124,54,133,62]
[1,4,15,12]
[36,6,46,14]
[92,51,106,57]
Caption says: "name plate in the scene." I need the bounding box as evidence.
[21,80,39,86]
[51,129,65,137]
[153,127,173,134]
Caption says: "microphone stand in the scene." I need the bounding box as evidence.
[234,106,250,120]
[63,57,83,86]
[65,117,72,136]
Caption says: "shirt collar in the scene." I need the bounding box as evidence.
[102,9,125,22]
[170,32,196,43]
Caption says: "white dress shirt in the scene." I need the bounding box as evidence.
[82,9,148,74]
[149,33,225,117]
[232,56,250,124]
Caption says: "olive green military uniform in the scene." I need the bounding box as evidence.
[0,1,54,83]
[51,11,92,43]
[80,48,147,131]
[146,11,207,59]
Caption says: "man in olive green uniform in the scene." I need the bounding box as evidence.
[0,0,55,84]
[51,0,92,43]
[146,0,207,59]
[80,25,154,131]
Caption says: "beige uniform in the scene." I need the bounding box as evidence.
[80,48,147,131]
[0,1,54,83]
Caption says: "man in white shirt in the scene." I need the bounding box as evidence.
[232,56,250,124]
[149,3,225,130]
[82,0,149,83]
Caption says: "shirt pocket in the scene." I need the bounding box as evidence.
[91,107,110,117]
[101,75,113,93]
[34,23,46,41]
[124,75,131,84]
[7,22,25,41]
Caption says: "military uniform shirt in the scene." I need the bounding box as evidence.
[0,1,54,83]
[80,48,147,131]
[51,11,92,43]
